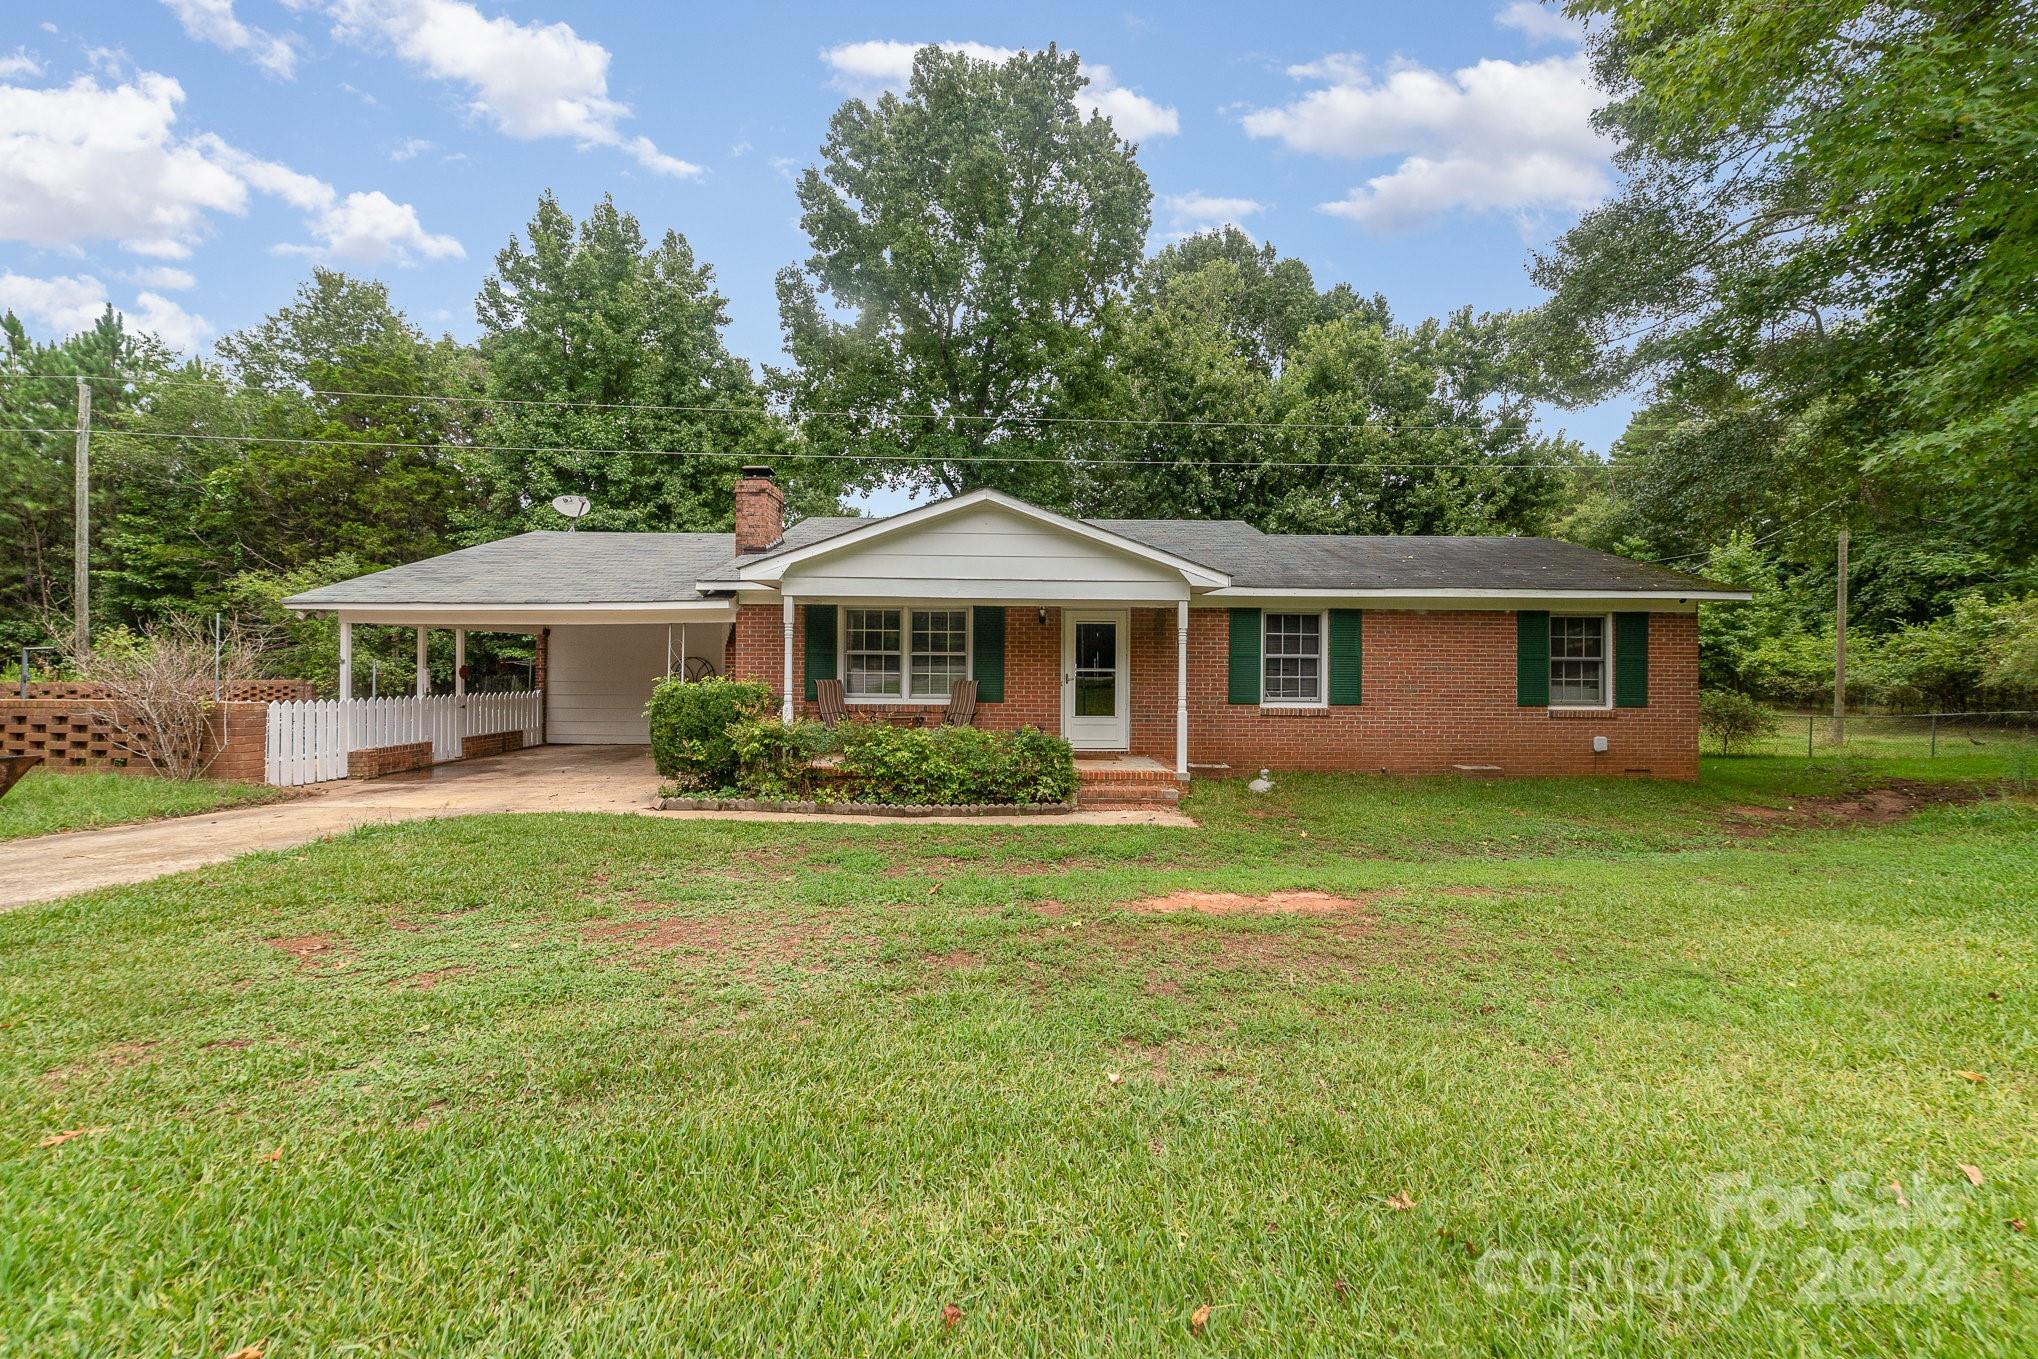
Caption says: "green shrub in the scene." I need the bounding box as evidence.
[645,677,776,788]
[727,717,837,799]
[822,721,1077,806]
[1699,689,1779,755]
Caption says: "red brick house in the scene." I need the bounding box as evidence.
[289,467,1746,780]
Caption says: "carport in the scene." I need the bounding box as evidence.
[284,532,742,746]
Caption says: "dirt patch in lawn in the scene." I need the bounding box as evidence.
[265,934,353,972]
[581,911,856,977]
[925,948,983,970]
[1724,780,1983,837]
[45,1039,159,1086]
[1120,889,1392,916]
[390,966,472,991]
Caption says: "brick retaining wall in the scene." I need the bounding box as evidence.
[459,729,525,760]
[0,698,269,780]
[347,741,434,779]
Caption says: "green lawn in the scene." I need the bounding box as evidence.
[0,767,284,841]
[2,757,2033,1355]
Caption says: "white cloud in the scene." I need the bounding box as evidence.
[1161,190,1265,238]
[123,264,198,290]
[820,40,1179,141]
[390,135,434,160]
[1496,2,1586,46]
[0,270,211,352]
[0,49,42,79]
[323,0,701,177]
[160,0,299,78]
[0,71,461,266]
[1242,52,1611,229]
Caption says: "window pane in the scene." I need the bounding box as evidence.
[1548,617,1604,705]
[844,608,902,697]
[1263,613,1321,700]
[1074,675,1115,716]
[908,609,967,698]
[1075,621,1115,673]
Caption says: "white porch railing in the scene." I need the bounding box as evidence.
[263,690,543,787]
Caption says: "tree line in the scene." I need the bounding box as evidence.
[4,22,2033,707]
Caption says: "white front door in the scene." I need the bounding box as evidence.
[1062,610,1130,750]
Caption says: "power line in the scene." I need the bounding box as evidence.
[1637,496,1849,567]
[10,369,1597,438]
[2,425,1583,474]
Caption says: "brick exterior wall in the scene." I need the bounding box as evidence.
[0,698,269,780]
[729,601,1700,779]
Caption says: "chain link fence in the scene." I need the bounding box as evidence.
[1748,710,2038,761]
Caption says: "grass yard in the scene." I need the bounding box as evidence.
[2,756,2033,1355]
[0,768,284,842]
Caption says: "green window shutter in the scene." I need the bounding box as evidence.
[1227,608,1262,705]
[1614,611,1650,708]
[1516,610,1550,707]
[971,606,1005,703]
[1328,609,1363,706]
[802,605,836,702]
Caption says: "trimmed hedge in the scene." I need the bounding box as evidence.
[720,717,1078,806]
[646,677,776,789]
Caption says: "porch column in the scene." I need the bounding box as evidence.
[1175,599,1189,777]
[415,627,429,697]
[338,619,353,701]
[781,594,795,722]
[453,629,466,700]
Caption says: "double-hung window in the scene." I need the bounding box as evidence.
[1549,615,1608,706]
[1262,612,1324,705]
[843,607,969,700]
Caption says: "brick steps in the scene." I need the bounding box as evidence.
[1075,763,1184,810]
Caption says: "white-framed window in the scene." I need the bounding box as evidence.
[1549,614,1609,707]
[1262,611,1325,706]
[842,606,970,701]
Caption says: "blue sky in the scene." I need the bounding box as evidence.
[2,0,1633,462]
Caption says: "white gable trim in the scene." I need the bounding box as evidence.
[720,489,1232,590]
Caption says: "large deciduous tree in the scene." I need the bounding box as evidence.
[1532,0,2037,616]
[471,193,810,535]
[773,44,1151,501]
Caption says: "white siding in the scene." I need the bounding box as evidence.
[545,623,729,744]
[780,505,1189,601]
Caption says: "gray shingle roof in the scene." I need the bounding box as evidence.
[1094,521,1730,593]
[286,512,1733,608]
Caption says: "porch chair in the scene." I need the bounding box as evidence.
[943,679,980,727]
[814,678,847,729]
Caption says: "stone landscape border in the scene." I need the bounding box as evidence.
[653,795,1076,817]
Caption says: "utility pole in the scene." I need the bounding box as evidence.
[72,378,91,656]
[1833,525,1848,747]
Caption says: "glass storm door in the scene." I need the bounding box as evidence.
[1062,611,1130,750]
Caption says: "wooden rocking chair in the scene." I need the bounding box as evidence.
[814,678,848,729]
[943,679,979,727]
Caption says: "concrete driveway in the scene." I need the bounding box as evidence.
[1,745,660,911]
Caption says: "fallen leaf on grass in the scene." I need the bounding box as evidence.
[1958,1163,1984,1187]
[38,1126,109,1149]
[1189,1304,1212,1335]
[1890,1179,1910,1209]
[1331,1278,1349,1297]
[941,1303,962,1329]
[259,1146,283,1164]
[1385,1191,1417,1211]
[2011,1218,2027,1233]
[1955,1070,1986,1084]
[1106,1071,1123,1086]
[928,882,942,896]
[223,1344,267,1359]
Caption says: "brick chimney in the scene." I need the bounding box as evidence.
[732,465,785,555]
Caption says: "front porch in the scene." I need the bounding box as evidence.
[1073,753,1184,810]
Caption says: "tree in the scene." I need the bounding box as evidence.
[1532,0,2037,603]
[773,44,1151,501]
[0,307,176,655]
[472,193,811,536]
[1131,227,1376,377]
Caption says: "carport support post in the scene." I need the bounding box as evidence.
[338,620,353,701]
[415,627,429,697]
[453,629,466,701]
[781,594,795,722]
[1176,599,1189,777]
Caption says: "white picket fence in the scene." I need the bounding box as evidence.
[264,690,544,787]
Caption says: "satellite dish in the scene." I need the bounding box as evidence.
[551,494,592,524]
